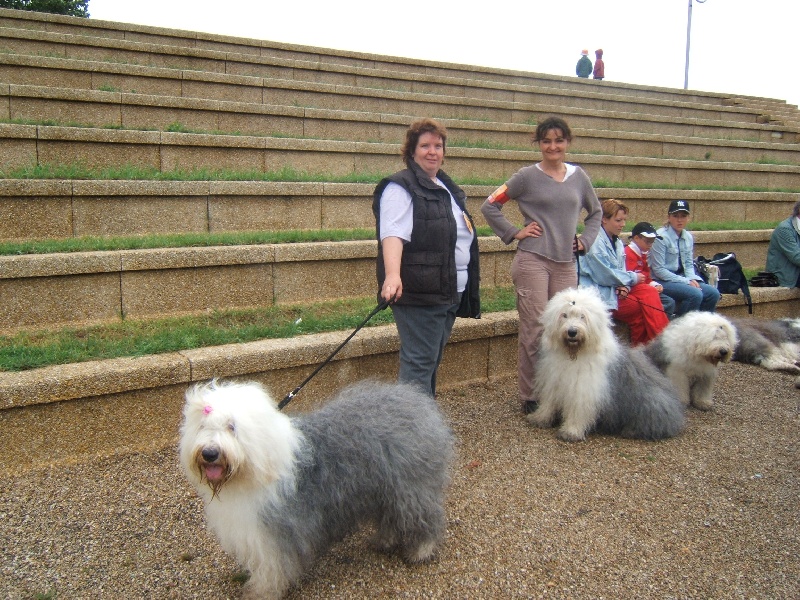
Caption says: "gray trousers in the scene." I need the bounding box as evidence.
[391,299,460,396]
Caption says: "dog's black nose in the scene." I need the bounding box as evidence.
[567,327,578,338]
[720,348,728,357]
[201,447,219,462]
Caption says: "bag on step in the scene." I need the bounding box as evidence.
[749,271,779,287]
[697,252,752,314]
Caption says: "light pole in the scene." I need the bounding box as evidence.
[684,0,707,89]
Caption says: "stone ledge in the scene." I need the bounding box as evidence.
[1,124,797,191]
[0,234,784,332]
[0,7,789,121]
[2,289,797,413]
[2,180,796,243]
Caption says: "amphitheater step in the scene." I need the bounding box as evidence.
[1,288,798,475]
[0,49,783,134]
[1,180,795,242]
[0,53,796,145]
[0,232,779,332]
[1,5,796,119]
[2,124,798,189]
[3,83,800,165]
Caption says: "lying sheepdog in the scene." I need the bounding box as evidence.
[527,286,685,442]
[730,317,800,388]
[180,379,454,599]
[645,311,738,410]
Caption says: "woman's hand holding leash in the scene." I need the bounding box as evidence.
[381,274,402,303]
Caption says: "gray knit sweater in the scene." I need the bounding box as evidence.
[481,164,602,262]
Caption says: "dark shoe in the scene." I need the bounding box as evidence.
[522,400,539,415]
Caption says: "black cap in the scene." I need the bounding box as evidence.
[630,222,662,239]
[668,199,690,214]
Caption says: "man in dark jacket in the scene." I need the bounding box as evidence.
[576,50,592,78]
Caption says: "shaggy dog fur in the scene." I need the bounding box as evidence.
[527,286,685,442]
[730,317,800,388]
[645,311,738,410]
[180,379,454,599]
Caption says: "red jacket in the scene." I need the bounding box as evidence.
[593,50,604,79]
[624,243,653,283]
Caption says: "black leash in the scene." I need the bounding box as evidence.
[278,297,393,410]
[620,289,670,315]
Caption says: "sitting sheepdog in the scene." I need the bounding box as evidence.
[180,379,454,599]
[645,311,738,410]
[730,317,800,388]
[527,286,685,442]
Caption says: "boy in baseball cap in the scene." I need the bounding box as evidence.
[625,222,675,318]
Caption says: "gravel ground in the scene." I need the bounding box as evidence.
[2,362,798,600]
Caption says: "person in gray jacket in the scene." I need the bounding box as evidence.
[765,199,800,287]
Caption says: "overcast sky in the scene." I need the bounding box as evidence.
[88,0,799,111]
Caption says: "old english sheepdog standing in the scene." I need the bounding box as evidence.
[730,317,800,388]
[527,286,685,442]
[645,311,738,410]
[180,379,454,599]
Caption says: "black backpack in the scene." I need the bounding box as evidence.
[696,253,752,314]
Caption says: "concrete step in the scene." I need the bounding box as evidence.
[3,83,800,165]
[2,124,798,189]
[0,49,785,136]
[0,6,793,115]
[2,179,796,242]
[0,231,779,332]
[1,287,798,475]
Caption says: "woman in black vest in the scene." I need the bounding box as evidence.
[373,118,480,396]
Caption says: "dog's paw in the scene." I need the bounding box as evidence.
[526,412,553,428]
[556,427,586,442]
[691,398,714,411]
[403,538,439,563]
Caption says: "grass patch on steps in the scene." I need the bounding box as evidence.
[0,220,779,256]
[2,163,799,195]
[0,287,518,372]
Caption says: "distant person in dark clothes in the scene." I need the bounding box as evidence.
[593,49,604,80]
[765,198,800,287]
[576,49,592,78]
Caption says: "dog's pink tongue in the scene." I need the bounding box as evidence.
[204,465,225,482]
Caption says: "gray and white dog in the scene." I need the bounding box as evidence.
[528,287,685,442]
[645,311,738,410]
[180,379,454,599]
[730,317,800,388]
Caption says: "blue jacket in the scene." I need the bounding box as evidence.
[649,225,700,284]
[765,217,800,287]
[579,231,637,309]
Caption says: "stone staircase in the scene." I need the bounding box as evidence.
[0,7,799,473]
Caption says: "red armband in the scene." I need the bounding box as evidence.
[488,184,510,205]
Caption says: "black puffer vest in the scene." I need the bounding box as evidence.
[373,161,480,318]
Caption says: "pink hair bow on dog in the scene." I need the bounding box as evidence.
[203,405,213,415]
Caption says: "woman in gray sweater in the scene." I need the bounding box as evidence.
[481,116,602,414]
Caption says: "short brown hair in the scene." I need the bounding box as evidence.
[533,116,572,143]
[402,118,447,167]
[601,198,629,219]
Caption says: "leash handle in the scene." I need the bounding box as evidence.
[278,297,393,410]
